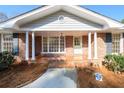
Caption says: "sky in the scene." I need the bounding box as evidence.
[0,5,124,22]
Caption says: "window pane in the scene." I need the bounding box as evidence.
[3,33,13,52]
[74,37,80,46]
[112,34,120,53]
[49,37,59,52]
[43,37,48,52]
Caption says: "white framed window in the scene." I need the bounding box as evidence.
[0,33,13,52]
[112,33,120,53]
[42,36,65,53]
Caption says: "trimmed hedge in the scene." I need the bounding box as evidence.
[103,54,124,72]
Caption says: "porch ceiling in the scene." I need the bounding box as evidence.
[28,28,124,36]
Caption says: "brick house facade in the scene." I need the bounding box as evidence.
[0,5,124,66]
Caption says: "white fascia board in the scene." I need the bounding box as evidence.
[0,5,60,28]
[119,25,124,29]
[20,28,103,32]
[16,6,61,25]
[63,6,123,28]
[63,6,107,25]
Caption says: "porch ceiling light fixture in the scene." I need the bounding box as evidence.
[60,33,63,37]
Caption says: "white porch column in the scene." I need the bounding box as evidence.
[120,33,123,53]
[88,32,92,59]
[25,32,29,60]
[32,32,35,60]
[94,32,98,59]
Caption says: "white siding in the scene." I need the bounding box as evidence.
[20,11,103,30]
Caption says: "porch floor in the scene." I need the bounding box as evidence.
[34,55,88,68]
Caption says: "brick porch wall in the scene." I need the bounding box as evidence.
[35,36,42,56]
[18,33,26,60]
[29,34,32,57]
[82,35,88,63]
[97,33,106,62]
[65,36,73,62]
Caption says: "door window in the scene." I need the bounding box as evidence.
[74,37,81,48]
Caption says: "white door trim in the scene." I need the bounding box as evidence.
[73,36,82,55]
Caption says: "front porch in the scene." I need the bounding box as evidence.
[21,31,106,66]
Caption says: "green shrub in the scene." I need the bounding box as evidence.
[0,51,14,66]
[103,54,124,72]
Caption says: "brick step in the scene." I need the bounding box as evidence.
[73,58,82,61]
[48,62,75,68]
[73,58,82,60]
[75,62,88,67]
[73,55,82,57]
[73,60,82,63]
[73,56,82,59]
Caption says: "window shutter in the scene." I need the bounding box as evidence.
[13,33,19,55]
[106,33,112,54]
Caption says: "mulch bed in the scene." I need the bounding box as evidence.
[0,62,48,88]
[77,66,124,88]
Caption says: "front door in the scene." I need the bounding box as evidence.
[73,36,82,55]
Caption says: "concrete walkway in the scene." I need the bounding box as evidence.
[23,68,77,88]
